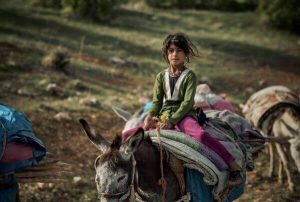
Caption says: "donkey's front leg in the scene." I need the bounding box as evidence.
[268,143,276,178]
[275,143,294,192]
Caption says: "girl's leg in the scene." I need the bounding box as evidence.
[177,116,235,165]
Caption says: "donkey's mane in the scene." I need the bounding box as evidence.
[100,135,129,169]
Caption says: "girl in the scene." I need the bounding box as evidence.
[144,32,241,186]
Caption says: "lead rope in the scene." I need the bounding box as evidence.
[155,128,191,202]
[156,128,167,202]
[129,156,137,202]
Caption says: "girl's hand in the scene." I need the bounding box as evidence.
[144,115,158,130]
[160,120,173,129]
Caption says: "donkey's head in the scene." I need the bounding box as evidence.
[276,107,300,137]
[79,119,144,202]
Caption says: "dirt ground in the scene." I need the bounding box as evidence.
[13,108,299,202]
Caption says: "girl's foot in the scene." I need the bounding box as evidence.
[228,170,242,186]
[229,160,240,171]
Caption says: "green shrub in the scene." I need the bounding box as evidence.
[61,0,116,20]
[146,0,257,11]
[42,47,70,73]
[25,0,62,9]
[145,0,172,8]
[208,0,240,10]
[78,0,112,20]
[174,0,197,9]
[258,0,300,33]
[26,0,126,21]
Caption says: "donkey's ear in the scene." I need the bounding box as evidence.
[110,135,122,150]
[112,107,132,121]
[120,128,144,160]
[79,119,109,152]
[94,155,102,169]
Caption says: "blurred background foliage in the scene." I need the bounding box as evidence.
[22,0,300,34]
[25,0,128,20]
[146,0,258,11]
[258,0,300,33]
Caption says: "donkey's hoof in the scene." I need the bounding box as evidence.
[288,183,295,192]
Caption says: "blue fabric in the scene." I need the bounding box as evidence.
[0,174,19,202]
[0,103,46,174]
[185,168,245,202]
[143,101,152,113]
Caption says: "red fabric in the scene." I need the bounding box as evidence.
[0,142,33,163]
[122,126,143,140]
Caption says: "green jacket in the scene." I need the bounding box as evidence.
[149,68,197,125]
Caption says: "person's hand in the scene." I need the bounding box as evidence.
[144,115,158,130]
[160,120,173,129]
[143,115,151,130]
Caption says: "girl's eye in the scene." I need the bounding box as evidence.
[168,49,174,53]
[168,48,183,54]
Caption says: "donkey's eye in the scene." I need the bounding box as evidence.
[117,175,126,183]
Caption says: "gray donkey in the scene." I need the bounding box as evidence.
[243,86,300,192]
[268,107,300,191]
[79,119,180,202]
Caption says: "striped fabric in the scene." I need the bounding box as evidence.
[147,129,228,170]
[164,68,190,101]
[146,129,233,196]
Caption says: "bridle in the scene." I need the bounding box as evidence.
[98,155,138,201]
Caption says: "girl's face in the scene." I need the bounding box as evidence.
[167,44,185,67]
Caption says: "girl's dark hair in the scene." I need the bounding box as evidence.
[162,32,198,63]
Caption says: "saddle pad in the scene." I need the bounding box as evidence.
[146,129,230,196]
[243,86,300,128]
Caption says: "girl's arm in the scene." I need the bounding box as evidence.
[168,72,197,125]
[149,73,164,117]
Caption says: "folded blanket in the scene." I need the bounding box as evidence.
[147,128,228,170]
[146,129,238,196]
[205,110,265,171]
